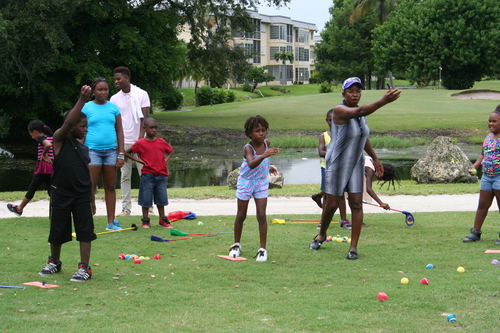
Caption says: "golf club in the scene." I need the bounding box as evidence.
[0,286,25,289]
[151,234,218,242]
[271,218,339,224]
[72,224,139,238]
[170,229,232,236]
[363,201,415,226]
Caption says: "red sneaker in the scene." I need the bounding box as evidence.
[159,217,173,228]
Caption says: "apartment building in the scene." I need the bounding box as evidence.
[233,10,318,86]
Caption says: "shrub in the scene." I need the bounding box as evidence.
[226,90,236,103]
[212,89,227,104]
[196,86,213,106]
[319,81,332,93]
[160,85,184,110]
[242,84,252,92]
[309,77,318,84]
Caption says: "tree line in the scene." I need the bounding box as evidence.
[0,0,289,139]
[316,0,500,90]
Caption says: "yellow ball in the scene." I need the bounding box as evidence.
[401,277,409,285]
[457,266,465,273]
[336,237,343,243]
[71,232,76,238]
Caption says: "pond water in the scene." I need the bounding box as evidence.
[0,143,481,192]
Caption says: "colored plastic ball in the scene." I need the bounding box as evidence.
[426,264,434,269]
[154,254,162,260]
[377,292,388,302]
[420,278,429,285]
[134,259,142,264]
[400,277,409,285]
[492,259,499,265]
[457,267,465,273]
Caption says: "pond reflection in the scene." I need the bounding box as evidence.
[0,143,480,192]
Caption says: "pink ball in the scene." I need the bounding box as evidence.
[377,292,388,302]
[420,278,429,285]
[134,259,142,264]
[154,254,162,260]
[118,254,126,260]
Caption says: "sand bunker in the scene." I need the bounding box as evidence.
[452,89,500,100]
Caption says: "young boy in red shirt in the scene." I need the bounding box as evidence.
[125,118,174,228]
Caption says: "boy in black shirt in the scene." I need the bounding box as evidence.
[38,85,97,282]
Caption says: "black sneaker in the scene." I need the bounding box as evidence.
[309,235,324,250]
[495,232,500,245]
[38,256,62,275]
[463,227,481,243]
[70,263,92,282]
[311,194,323,208]
[7,204,23,216]
[141,217,151,228]
[347,251,359,260]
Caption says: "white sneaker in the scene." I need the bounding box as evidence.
[118,210,130,217]
[229,243,241,258]
[255,248,267,262]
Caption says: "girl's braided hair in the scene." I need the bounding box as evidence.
[244,115,269,139]
[377,163,401,190]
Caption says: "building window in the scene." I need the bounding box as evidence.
[253,40,261,64]
[297,30,309,43]
[295,67,310,82]
[270,25,290,41]
[295,47,310,61]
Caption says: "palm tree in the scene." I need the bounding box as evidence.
[274,51,294,86]
[349,0,399,88]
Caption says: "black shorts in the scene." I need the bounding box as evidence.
[49,193,96,244]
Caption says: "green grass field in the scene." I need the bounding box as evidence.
[2,211,500,332]
[159,81,500,138]
[3,81,500,332]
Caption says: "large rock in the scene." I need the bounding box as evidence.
[227,166,285,189]
[411,136,478,184]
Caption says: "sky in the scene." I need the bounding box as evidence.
[256,0,333,33]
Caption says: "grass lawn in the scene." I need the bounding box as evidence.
[157,81,500,139]
[2,211,500,332]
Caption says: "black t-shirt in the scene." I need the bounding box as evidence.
[51,138,91,197]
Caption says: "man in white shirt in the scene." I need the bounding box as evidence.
[111,67,150,216]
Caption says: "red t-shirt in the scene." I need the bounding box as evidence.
[131,138,173,176]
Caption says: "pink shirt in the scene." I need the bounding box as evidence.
[110,85,150,144]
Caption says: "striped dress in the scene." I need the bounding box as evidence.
[324,104,369,196]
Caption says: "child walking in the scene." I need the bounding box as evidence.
[463,105,500,244]
[7,120,54,216]
[229,115,279,262]
[39,85,96,282]
[125,117,174,228]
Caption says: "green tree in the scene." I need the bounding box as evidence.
[241,65,275,92]
[349,0,400,88]
[274,51,294,85]
[372,0,500,89]
[0,0,290,138]
[315,0,377,88]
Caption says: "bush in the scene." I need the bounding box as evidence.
[309,77,318,84]
[226,90,236,103]
[319,81,333,93]
[196,86,213,106]
[212,89,227,104]
[242,84,252,92]
[196,87,235,106]
[160,85,184,110]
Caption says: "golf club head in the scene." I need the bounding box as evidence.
[403,211,415,226]
[170,229,188,236]
[151,235,167,242]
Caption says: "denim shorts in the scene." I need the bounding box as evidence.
[138,173,169,207]
[480,173,500,191]
[88,148,117,166]
[320,167,326,192]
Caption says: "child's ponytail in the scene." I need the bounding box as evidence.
[28,120,52,136]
